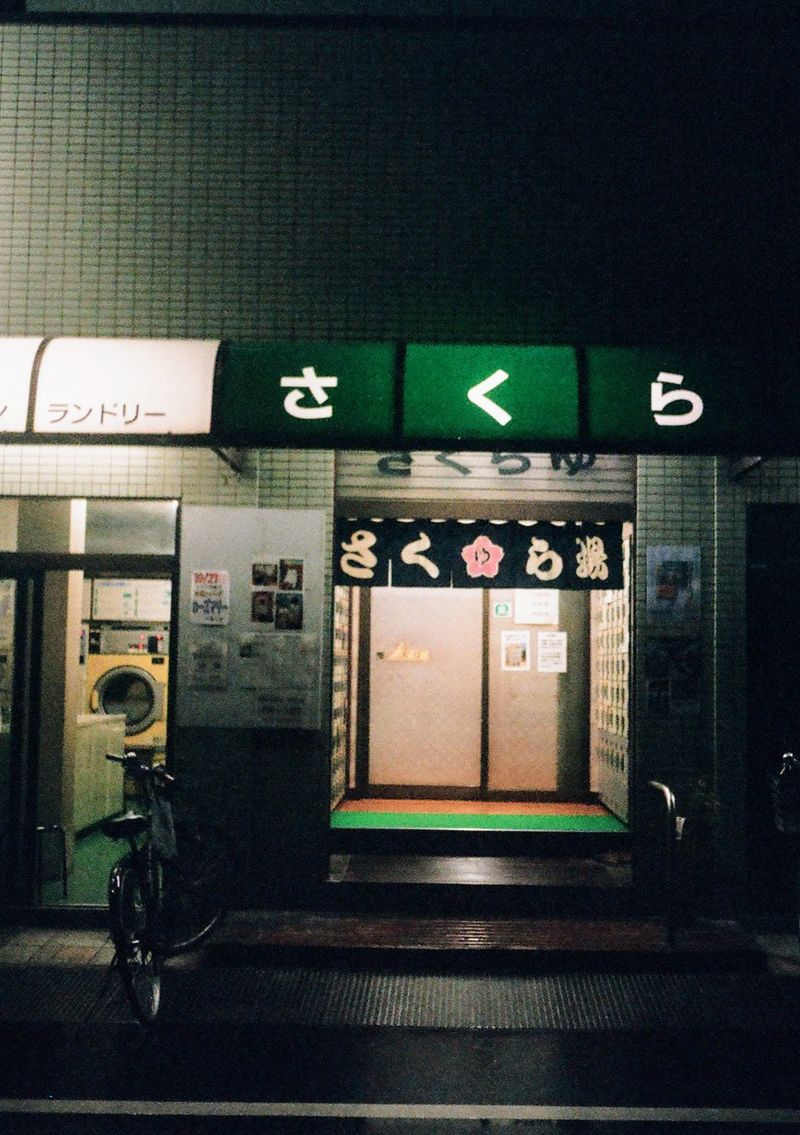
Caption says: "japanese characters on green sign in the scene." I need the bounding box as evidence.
[584,346,790,451]
[213,342,396,442]
[402,344,580,444]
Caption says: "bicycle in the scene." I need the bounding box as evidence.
[102,751,232,1023]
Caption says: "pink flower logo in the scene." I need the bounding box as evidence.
[461,535,505,579]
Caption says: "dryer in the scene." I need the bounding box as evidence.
[85,625,169,751]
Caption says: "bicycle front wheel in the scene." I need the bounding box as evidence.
[108,854,162,1023]
[161,820,234,955]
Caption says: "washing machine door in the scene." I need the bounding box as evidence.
[93,665,164,736]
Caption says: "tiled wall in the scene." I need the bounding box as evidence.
[634,456,717,798]
[635,455,800,913]
[1,20,738,348]
[0,445,252,502]
[0,445,333,507]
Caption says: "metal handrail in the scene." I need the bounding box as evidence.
[646,779,678,947]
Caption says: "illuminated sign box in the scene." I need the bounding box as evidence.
[403,344,579,444]
[0,338,42,432]
[585,347,796,452]
[215,342,396,443]
[33,339,219,435]
[1,335,797,453]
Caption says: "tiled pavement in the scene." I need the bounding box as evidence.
[0,916,799,974]
[0,926,116,968]
[0,923,210,970]
[0,917,798,1034]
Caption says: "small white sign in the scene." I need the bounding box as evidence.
[0,338,42,432]
[33,338,220,434]
[514,589,559,625]
[538,630,567,673]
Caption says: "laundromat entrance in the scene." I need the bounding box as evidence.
[0,498,177,908]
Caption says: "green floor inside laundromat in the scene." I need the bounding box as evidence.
[41,828,121,907]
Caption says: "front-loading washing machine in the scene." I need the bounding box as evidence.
[85,625,169,751]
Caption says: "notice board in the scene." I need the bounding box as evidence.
[176,506,326,729]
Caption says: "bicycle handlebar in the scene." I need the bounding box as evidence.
[105,752,176,785]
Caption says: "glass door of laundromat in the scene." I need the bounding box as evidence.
[1,499,178,907]
[0,572,42,904]
[0,567,87,906]
[0,577,17,897]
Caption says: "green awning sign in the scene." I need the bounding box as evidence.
[585,346,788,451]
[214,342,396,443]
[1,336,797,454]
[403,344,579,444]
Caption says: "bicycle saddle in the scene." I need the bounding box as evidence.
[103,811,150,839]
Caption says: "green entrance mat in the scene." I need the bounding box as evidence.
[330,811,628,833]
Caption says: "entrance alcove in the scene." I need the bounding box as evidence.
[328,504,633,902]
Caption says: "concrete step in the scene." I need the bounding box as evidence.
[316,851,640,918]
[208,910,767,974]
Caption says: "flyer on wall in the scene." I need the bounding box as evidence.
[501,630,531,671]
[190,569,231,625]
[538,630,568,673]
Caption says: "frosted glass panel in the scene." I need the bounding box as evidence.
[369,588,482,788]
[85,500,177,555]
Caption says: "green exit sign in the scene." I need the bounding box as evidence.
[403,344,579,445]
[215,342,396,443]
[585,347,795,452]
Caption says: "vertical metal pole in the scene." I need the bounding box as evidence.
[648,780,677,947]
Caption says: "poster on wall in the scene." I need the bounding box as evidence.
[501,630,531,671]
[538,630,568,673]
[239,633,320,727]
[646,546,700,624]
[250,557,305,629]
[190,570,231,625]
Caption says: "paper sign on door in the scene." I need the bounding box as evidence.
[538,631,567,673]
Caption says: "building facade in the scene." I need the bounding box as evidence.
[1,13,797,921]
